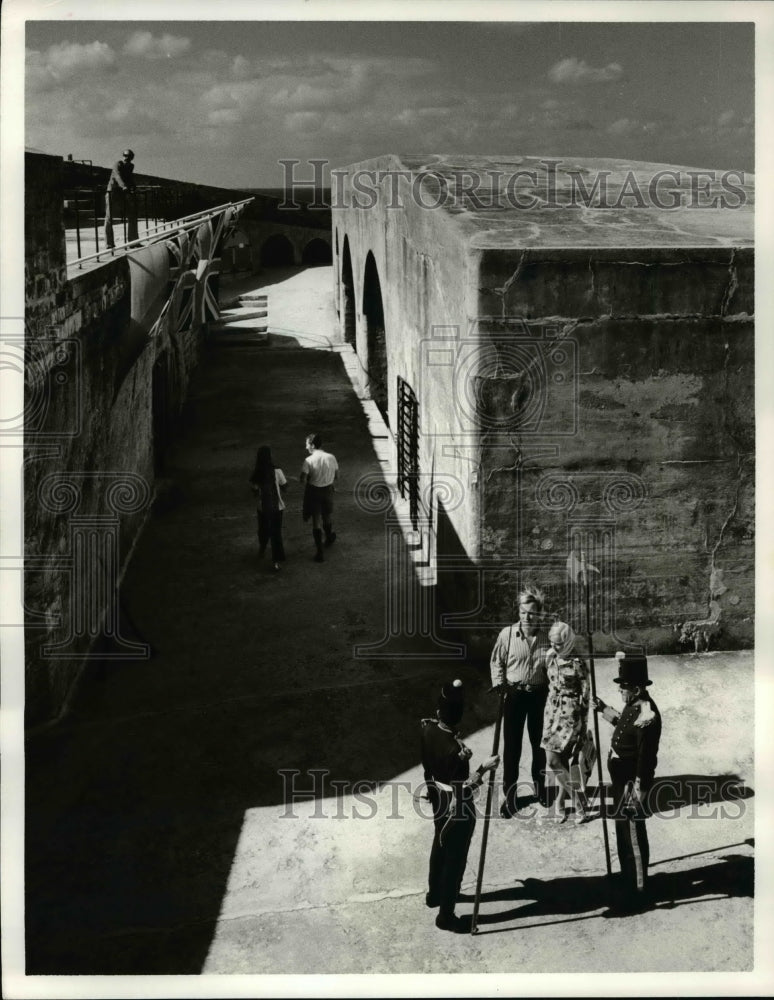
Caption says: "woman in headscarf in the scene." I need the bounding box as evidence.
[540,621,591,823]
[249,445,287,571]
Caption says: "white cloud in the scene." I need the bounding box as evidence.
[123,31,191,59]
[201,80,263,113]
[269,62,372,111]
[608,117,638,135]
[699,109,753,139]
[48,40,114,74]
[549,57,623,85]
[199,54,437,121]
[27,41,115,91]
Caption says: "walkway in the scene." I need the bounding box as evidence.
[23,266,755,983]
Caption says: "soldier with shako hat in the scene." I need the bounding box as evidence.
[420,679,499,932]
[593,652,662,911]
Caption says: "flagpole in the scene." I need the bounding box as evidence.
[580,550,613,879]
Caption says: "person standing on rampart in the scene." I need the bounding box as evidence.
[105,148,138,249]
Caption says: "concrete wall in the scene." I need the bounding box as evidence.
[25,150,332,725]
[333,154,754,657]
[333,156,482,562]
[24,152,219,725]
[26,153,68,325]
[474,247,754,652]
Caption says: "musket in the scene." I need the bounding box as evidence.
[580,550,613,878]
[471,625,510,935]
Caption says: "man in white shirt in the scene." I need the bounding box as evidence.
[300,433,339,562]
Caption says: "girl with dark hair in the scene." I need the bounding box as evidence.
[249,445,287,570]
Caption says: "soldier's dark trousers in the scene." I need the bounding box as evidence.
[609,757,650,898]
[427,788,475,918]
[502,687,549,807]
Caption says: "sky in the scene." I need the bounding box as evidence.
[22,16,755,189]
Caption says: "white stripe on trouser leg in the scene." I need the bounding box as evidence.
[630,817,644,891]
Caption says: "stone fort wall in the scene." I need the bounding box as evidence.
[23,151,331,725]
[24,152,190,724]
[334,155,754,656]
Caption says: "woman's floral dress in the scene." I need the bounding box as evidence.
[540,652,590,756]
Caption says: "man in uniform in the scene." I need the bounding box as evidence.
[300,433,338,562]
[490,585,552,817]
[420,679,499,932]
[104,148,138,249]
[593,652,662,911]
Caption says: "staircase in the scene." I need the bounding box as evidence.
[209,292,269,346]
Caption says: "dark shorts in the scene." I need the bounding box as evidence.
[302,484,334,522]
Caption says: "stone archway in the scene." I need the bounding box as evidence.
[341,236,355,346]
[302,237,332,265]
[260,233,295,267]
[362,251,388,426]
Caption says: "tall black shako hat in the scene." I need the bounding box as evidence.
[437,678,465,726]
[613,651,652,687]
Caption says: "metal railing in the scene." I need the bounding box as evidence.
[66,184,166,260]
[68,197,254,270]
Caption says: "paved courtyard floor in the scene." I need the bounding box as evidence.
[19,266,766,995]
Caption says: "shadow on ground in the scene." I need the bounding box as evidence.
[22,312,756,975]
[510,771,753,819]
[648,774,753,813]
[461,849,753,932]
[24,338,485,974]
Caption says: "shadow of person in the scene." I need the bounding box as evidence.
[648,774,753,814]
[649,853,753,908]
[461,851,753,930]
[460,873,609,925]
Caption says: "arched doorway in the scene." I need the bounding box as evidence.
[260,233,295,267]
[341,236,355,346]
[362,251,388,425]
[302,238,332,265]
